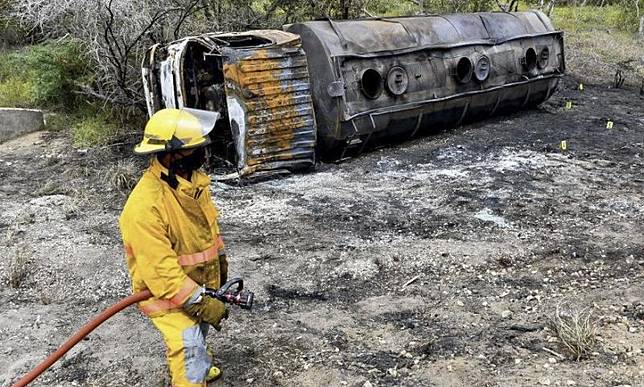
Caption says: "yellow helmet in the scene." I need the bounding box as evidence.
[134,108,220,154]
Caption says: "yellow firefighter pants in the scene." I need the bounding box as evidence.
[151,310,211,387]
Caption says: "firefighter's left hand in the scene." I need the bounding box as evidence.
[184,297,228,328]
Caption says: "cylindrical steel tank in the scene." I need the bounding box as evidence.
[286,11,565,159]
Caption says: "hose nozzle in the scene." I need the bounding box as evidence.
[205,277,254,310]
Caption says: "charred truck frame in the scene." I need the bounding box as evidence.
[142,11,565,179]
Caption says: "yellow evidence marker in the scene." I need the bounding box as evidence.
[560,140,568,150]
[578,83,584,91]
[565,101,572,110]
[606,120,614,129]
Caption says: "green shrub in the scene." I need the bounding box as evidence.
[552,3,642,33]
[367,0,496,16]
[0,41,126,146]
[0,76,32,107]
[553,5,621,32]
[73,110,121,147]
[24,41,89,108]
[617,0,644,33]
[0,40,88,109]
[43,107,124,146]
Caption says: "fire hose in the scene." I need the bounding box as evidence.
[12,278,253,387]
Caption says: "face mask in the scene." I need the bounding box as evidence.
[172,147,207,173]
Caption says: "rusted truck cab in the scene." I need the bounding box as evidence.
[142,30,317,178]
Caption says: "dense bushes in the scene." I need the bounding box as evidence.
[618,0,644,33]
[0,40,123,145]
[551,2,643,33]
[0,40,88,108]
[0,0,24,48]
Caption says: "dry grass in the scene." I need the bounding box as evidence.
[106,158,139,194]
[62,194,86,220]
[548,303,599,361]
[39,284,64,305]
[8,244,31,288]
[552,6,644,87]
[15,210,35,225]
[35,180,66,196]
[564,30,644,87]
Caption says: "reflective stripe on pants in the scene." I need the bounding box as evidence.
[151,310,211,387]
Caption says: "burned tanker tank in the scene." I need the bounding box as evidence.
[286,11,565,159]
[142,11,564,178]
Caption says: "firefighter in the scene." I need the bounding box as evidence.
[120,108,229,386]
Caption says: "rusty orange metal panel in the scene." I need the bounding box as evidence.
[222,32,316,176]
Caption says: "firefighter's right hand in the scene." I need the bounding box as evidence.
[184,297,229,329]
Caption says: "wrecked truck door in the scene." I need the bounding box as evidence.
[217,31,317,179]
[142,43,161,117]
[141,31,317,179]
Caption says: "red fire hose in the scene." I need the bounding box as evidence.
[12,290,152,387]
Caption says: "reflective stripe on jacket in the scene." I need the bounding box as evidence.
[119,157,227,317]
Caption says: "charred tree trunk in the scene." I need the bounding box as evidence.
[497,0,519,12]
[547,0,557,17]
[637,0,643,36]
[201,0,213,19]
[341,0,350,19]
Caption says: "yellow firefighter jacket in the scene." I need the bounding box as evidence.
[119,157,226,317]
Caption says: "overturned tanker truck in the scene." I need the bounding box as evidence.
[142,10,564,179]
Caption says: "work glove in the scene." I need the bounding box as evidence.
[184,296,229,330]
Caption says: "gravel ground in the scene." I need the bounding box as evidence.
[0,76,643,386]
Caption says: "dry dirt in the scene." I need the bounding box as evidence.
[1,76,643,387]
